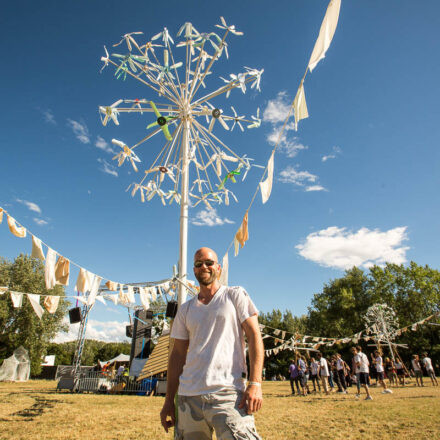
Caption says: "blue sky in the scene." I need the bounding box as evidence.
[1,0,440,342]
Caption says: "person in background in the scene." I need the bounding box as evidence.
[373,350,393,394]
[351,346,372,400]
[422,352,438,386]
[289,358,301,396]
[335,353,348,394]
[411,354,424,387]
[297,354,308,396]
[394,358,406,386]
[309,357,321,393]
[384,357,397,387]
[317,352,330,395]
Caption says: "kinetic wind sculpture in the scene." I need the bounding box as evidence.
[99,18,263,305]
[364,303,399,361]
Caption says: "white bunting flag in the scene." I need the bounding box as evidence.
[293,82,309,130]
[74,295,88,305]
[31,236,45,260]
[234,236,240,257]
[75,268,94,294]
[7,215,27,238]
[308,0,341,72]
[139,287,150,310]
[259,152,274,204]
[150,287,157,302]
[87,276,102,306]
[126,286,135,304]
[96,296,107,305]
[11,291,23,308]
[27,294,44,319]
[44,248,57,290]
[108,294,119,305]
[219,253,229,286]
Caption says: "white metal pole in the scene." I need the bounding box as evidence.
[178,116,190,306]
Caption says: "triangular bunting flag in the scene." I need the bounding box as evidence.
[7,215,27,238]
[44,248,57,290]
[43,295,60,314]
[10,291,23,308]
[293,82,309,130]
[259,152,274,204]
[27,294,44,319]
[235,212,249,248]
[219,253,229,286]
[31,235,45,260]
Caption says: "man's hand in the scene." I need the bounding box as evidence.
[238,384,263,414]
[160,400,175,433]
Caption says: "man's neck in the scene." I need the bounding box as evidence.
[198,281,221,303]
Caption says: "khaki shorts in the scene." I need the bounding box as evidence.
[175,389,261,440]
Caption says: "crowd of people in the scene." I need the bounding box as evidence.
[284,347,438,400]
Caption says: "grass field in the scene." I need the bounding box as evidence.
[1,380,439,439]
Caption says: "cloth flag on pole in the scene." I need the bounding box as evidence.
[308,0,341,72]
[27,294,44,319]
[293,82,309,130]
[259,152,274,204]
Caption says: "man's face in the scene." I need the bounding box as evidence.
[193,249,220,286]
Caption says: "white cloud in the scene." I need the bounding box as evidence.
[67,119,90,144]
[279,166,317,185]
[95,135,116,154]
[34,218,48,226]
[296,226,409,270]
[191,209,234,227]
[42,109,56,125]
[322,146,342,162]
[16,199,42,214]
[53,318,130,343]
[305,185,327,192]
[263,92,308,158]
[98,158,118,177]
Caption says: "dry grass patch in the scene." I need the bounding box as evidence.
[0,380,439,439]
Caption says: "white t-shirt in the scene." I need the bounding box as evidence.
[354,352,369,374]
[412,359,421,371]
[375,356,384,373]
[310,361,319,375]
[171,285,258,396]
[319,358,329,376]
[423,357,433,371]
[336,358,344,371]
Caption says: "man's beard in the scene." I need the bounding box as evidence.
[195,271,217,286]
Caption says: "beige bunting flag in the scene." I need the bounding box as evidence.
[293,82,309,130]
[44,295,60,314]
[219,253,229,286]
[235,212,249,249]
[126,286,135,304]
[308,0,341,72]
[54,256,70,286]
[10,291,23,308]
[31,235,45,260]
[259,152,274,204]
[105,280,118,291]
[75,268,94,294]
[7,215,27,238]
[139,287,150,310]
[44,248,57,290]
[0,208,3,223]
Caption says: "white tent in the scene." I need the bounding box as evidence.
[0,346,31,382]
[102,353,130,365]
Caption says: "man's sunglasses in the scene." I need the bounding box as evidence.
[194,259,216,268]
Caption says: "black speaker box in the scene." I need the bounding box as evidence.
[126,325,133,338]
[166,301,178,318]
[69,307,82,324]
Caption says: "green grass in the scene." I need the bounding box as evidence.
[0,380,439,439]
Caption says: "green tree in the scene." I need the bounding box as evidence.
[0,254,68,375]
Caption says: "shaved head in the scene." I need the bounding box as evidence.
[194,247,218,263]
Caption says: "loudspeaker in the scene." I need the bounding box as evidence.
[126,325,133,338]
[69,307,82,324]
[166,301,178,318]
[130,310,153,361]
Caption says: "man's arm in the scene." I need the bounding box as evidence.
[160,338,189,433]
[240,314,264,414]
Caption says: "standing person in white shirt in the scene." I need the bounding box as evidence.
[372,351,392,394]
[316,352,330,395]
[309,357,321,393]
[422,352,438,386]
[160,247,263,439]
[335,353,348,393]
[351,346,372,400]
[411,354,424,387]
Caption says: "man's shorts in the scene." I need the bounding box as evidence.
[175,389,261,440]
[414,370,423,378]
[377,371,385,381]
[358,372,369,385]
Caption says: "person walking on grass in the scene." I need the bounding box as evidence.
[372,351,393,394]
[309,357,321,393]
[289,359,301,396]
[160,247,263,439]
[351,346,372,400]
[411,354,424,387]
[335,353,348,394]
[317,352,330,395]
[297,355,308,396]
[384,357,397,387]
[394,359,406,386]
[422,352,438,386]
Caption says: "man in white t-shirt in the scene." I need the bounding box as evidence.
[160,247,263,439]
[351,346,372,400]
[372,350,392,394]
[411,354,424,387]
[422,352,438,386]
[316,352,330,395]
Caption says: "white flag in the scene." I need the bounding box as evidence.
[219,253,229,286]
[27,294,44,319]
[293,83,309,130]
[87,276,102,305]
[31,236,45,260]
[308,0,341,72]
[139,287,150,310]
[10,291,23,308]
[126,286,135,304]
[259,152,274,204]
[44,248,57,290]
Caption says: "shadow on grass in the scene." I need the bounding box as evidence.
[4,397,62,422]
